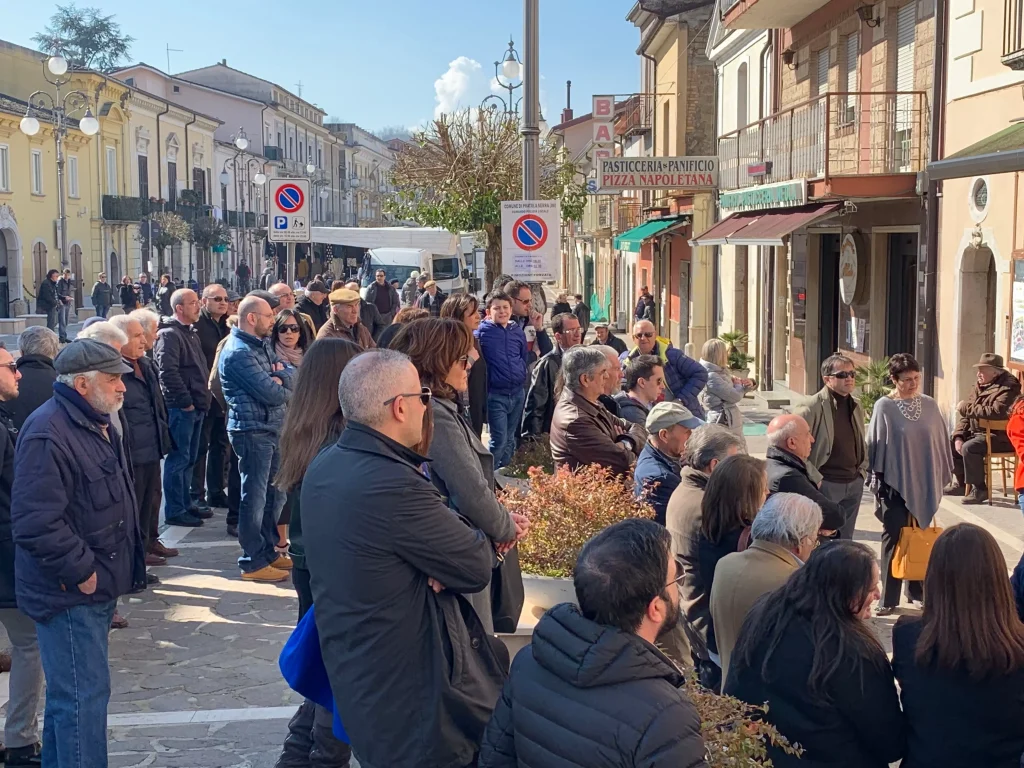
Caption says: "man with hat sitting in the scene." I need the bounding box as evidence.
[316,288,376,348]
[10,339,146,765]
[634,402,704,525]
[945,352,1022,504]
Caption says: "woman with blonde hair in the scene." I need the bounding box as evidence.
[699,338,754,438]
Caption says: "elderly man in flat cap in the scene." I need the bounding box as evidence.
[11,338,146,768]
[316,288,376,348]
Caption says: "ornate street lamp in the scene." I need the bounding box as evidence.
[20,55,100,270]
[481,38,523,116]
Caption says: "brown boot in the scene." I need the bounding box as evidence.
[150,541,179,558]
[145,553,167,567]
[241,566,289,583]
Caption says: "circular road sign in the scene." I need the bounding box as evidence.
[276,183,305,213]
[512,214,548,251]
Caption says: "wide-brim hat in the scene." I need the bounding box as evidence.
[973,353,1005,370]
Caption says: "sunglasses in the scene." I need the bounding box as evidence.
[458,355,474,369]
[383,386,433,407]
[634,332,655,339]
[279,324,301,333]
[208,296,227,302]
[0,362,16,374]
[666,557,686,588]
[828,371,856,380]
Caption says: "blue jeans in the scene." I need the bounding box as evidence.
[163,408,205,521]
[94,303,108,319]
[487,389,526,469]
[57,302,70,339]
[229,430,284,573]
[36,600,116,768]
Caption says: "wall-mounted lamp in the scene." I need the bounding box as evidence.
[782,49,797,70]
[856,4,882,27]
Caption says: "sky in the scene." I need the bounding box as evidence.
[4,0,643,134]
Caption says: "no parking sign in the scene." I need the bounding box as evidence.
[501,200,560,281]
[268,178,311,243]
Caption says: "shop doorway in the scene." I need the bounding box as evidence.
[885,233,919,357]
[761,246,776,387]
[957,241,997,403]
[659,238,671,337]
[818,234,841,372]
[678,259,690,347]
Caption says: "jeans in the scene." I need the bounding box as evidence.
[164,408,205,521]
[0,608,43,749]
[486,389,526,469]
[94,303,108,319]
[45,307,58,334]
[230,430,284,572]
[36,600,117,768]
[820,476,865,540]
[951,432,1013,488]
[192,410,229,505]
[57,301,71,340]
[227,444,240,527]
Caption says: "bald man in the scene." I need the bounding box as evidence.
[622,320,707,419]
[345,280,387,342]
[269,281,316,337]
[764,414,844,533]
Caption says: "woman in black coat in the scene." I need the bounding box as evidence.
[892,524,1024,768]
[440,293,488,438]
[119,276,139,312]
[155,274,174,316]
[725,540,905,767]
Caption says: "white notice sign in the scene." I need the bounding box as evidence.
[500,200,561,282]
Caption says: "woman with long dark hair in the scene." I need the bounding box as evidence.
[725,540,905,767]
[376,306,428,350]
[390,318,525,633]
[156,273,174,316]
[272,308,312,369]
[690,453,765,691]
[440,293,487,438]
[119,276,139,312]
[893,524,1024,767]
[272,338,360,768]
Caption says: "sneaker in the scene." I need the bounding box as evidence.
[189,507,215,520]
[963,487,988,505]
[166,513,203,527]
[226,523,238,537]
[5,743,42,767]
[150,541,179,558]
[240,565,289,583]
[272,554,294,570]
[942,481,965,496]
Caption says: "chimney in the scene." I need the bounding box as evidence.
[221,59,227,66]
[560,80,573,124]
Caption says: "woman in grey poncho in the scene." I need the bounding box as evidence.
[867,353,952,615]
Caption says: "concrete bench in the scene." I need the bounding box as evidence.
[106,306,125,317]
[21,314,48,328]
[0,318,25,336]
[76,307,95,321]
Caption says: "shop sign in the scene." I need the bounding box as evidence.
[719,179,807,213]
[839,234,859,306]
[597,156,719,191]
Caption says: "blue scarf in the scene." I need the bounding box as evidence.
[53,382,112,428]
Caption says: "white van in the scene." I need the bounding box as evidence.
[359,248,467,295]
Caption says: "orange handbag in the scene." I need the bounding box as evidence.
[891,516,942,581]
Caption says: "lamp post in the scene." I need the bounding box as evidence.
[481,38,523,115]
[20,55,100,272]
[522,0,540,200]
[220,136,266,276]
[306,163,331,225]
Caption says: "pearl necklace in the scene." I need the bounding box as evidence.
[893,395,923,422]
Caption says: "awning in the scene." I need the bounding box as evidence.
[613,216,685,253]
[927,123,1024,182]
[690,203,842,247]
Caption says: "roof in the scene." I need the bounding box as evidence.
[173,62,326,116]
[927,123,1024,181]
[112,63,266,106]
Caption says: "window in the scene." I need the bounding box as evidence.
[842,34,859,124]
[221,183,228,214]
[68,155,79,198]
[172,85,180,93]
[662,101,670,155]
[167,161,177,202]
[105,146,117,195]
[124,77,134,86]
[895,2,917,170]
[138,155,149,199]
[0,145,9,192]
[815,48,830,96]
[736,63,748,130]
[31,149,43,195]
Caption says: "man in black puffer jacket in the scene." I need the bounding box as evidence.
[479,519,709,768]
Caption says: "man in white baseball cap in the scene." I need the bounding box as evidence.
[634,402,705,525]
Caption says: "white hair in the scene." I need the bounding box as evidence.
[561,346,608,394]
[684,424,746,471]
[751,493,823,549]
[591,344,620,364]
[18,326,60,359]
[338,350,415,428]
[130,308,159,332]
[766,418,803,449]
[78,322,128,350]
[107,314,140,336]
[56,371,101,387]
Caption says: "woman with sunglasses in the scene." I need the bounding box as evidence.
[271,309,311,369]
[389,318,527,634]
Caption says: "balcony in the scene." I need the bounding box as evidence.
[224,210,257,228]
[102,195,158,221]
[617,199,642,233]
[1005,0,1024,69]
[717,91,929,198]
[722,0,832,29]
[598,199,613,230]
[264,146,283,161]
[616,95,655,137]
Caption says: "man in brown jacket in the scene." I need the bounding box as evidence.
[549,346,646,475]
[710,493,821,682]
[945,353,1021,504]
[316,288,376,349]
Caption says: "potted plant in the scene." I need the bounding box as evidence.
[855,357,892,423]
[718,330,755,377]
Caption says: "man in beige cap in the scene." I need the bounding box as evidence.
[415,279,445,317]
[634,402,703,525]
[317,288,376,348]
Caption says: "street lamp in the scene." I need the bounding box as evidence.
[19,55,100,272]
[482,38,523,115]
[233,128,249,151]
[222,152,267,271]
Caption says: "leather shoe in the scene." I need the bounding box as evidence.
[110,612,129,629]
[166,513,203,527]
[5,743,42,766]
[963,487,988,505]
[146,572,160,585]
[208,495,230,508]
[145,553,166,566]
[240,565,289,583]
[943,481,966,496]
[190,507,215,520]
[150,541,179,558]
[226,524,238,537]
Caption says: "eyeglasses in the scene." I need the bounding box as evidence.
[634,332,655,339]
[383,386,433,407]
[279,324,300,333]
[458,355,474,369]
[208,296,227,302]
[828,371,856,380]
[666,557,686,588]
[563,328,583,335]
[0,362,16,374]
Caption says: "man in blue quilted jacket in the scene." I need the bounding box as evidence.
[219,295,295,583]
[621,320,708,419]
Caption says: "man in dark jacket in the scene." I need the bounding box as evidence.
[624,320,708,419]
[614,354,664,426]
[11,339,145,767]
[945,353,1022,504]
[592,322,628,356]
[415,279,446,318]
[765,414,843,532]
[36,269,60,334]
[191,285,231,511]
[345,280,388,340]
[154,289,211,527]
[56,269,74,343]
[303,350,502,768]
[504,280,552,362]
[521,312,581,438]
[634,402,703,526]
[5,326,60,430]
[572,293,591,336]
[365,268,400,325]
[90,272,112,318]
[479,518,709,768]
[137,272,155,306]
[0,343,44,767]
[295,280,329,332]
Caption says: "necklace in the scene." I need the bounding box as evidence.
[893,395,923,422]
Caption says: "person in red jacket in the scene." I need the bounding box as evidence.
[1005,395,1024,517]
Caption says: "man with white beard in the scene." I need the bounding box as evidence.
[10,339,147,768]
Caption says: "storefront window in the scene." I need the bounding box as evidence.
[838,233,870,357]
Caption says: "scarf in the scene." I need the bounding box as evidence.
[275,342,304,367]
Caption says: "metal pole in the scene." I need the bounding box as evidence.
[54,96,69,269]
[522,0,540,200]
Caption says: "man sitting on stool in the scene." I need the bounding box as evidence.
[944,353,1021,504]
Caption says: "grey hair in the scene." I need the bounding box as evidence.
[107,314,140,336]
[170,288,193,310]
[684,424,746,471]
[78,322,128,350]
[561,346,609,394]
[751,493,823,549]
[591,345,621,364]
[338,350,414,428]
[18,326,60,359]
[56,370,101,387]
[766,419,802,449]
[130,308,159,332]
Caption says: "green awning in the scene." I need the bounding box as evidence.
[928,123,1024,181]
[613,217,682,253]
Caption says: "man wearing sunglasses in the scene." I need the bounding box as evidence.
[521,312,582,438]
[192,285,231,514]
[624,320,708,419]
[792,353,867,540]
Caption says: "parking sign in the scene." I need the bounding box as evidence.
[268,178,311,243]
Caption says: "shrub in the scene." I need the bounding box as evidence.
[504,436,555,478]
[499,464,654,577]
[719,330,755,371]
[855,357,892,423]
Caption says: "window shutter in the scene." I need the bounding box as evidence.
[68,155,79,197]
[816,49,830,95]
[846,34,859,92]
[896,3,916,92]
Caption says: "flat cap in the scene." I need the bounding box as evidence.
[246,289,280,309]
[306,280,328,294]
[225,288,242,302]
[329,288,361,304]
[54,338,132,376]
[424,280,437,289]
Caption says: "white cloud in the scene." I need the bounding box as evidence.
[434,57,483,118]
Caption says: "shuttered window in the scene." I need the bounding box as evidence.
[843,34,859,123]
[68,155,79,198]
[895,2,917,168]
[816,48,830,96]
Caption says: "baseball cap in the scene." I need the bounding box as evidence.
[54,338,132,376]
[646,402,704,433]
[247,289,280,310]
[329,288,361,304]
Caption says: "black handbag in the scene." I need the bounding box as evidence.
[491,544,525,634]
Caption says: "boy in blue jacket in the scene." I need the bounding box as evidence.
[475,292,530,468]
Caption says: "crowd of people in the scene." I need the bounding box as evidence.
[7,269,1024,767]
